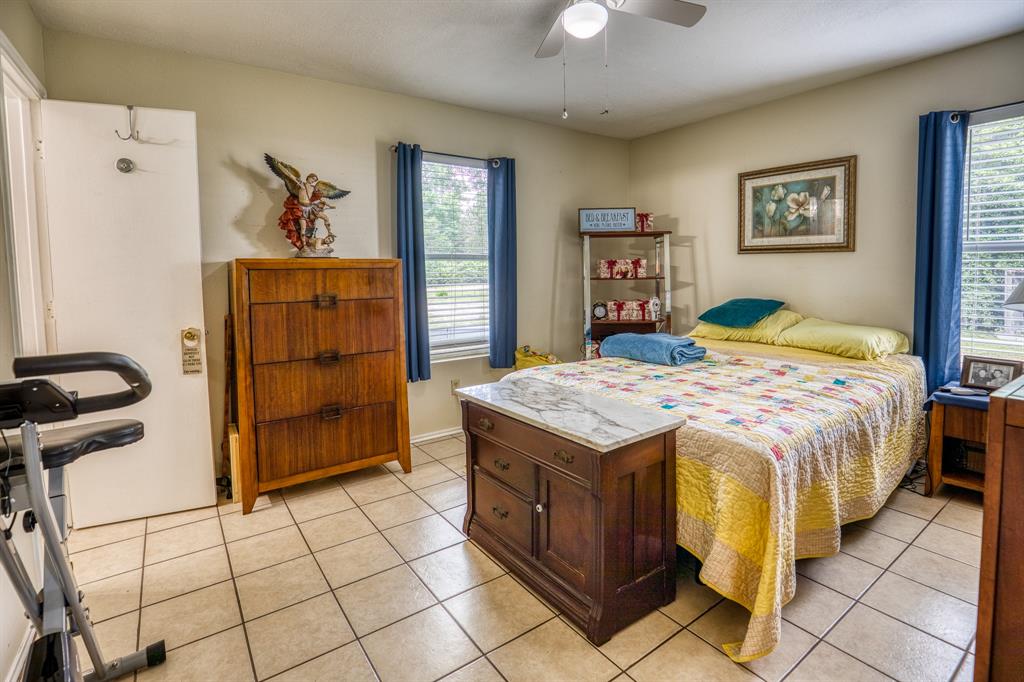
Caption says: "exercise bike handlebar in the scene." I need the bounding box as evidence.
[12,352,152,414]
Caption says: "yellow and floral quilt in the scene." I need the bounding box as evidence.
[512,339,926,661]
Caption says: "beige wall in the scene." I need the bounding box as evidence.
[629,32,1024,336]
[41,30,629,449]
[0,0,44,84]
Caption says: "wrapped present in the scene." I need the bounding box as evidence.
[597,258,647,279]
[607,298,655,321]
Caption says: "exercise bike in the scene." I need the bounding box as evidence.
[0,352,166,681]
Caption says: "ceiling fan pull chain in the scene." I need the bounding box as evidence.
[601,20,609,116]
[561,21,569,120]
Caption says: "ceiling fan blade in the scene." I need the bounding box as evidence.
[535,6,567,58]
[613,0,707,28]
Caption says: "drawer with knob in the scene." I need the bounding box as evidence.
[466,404,593,486]
[474,437,535,497]
[248,267,395,303]
[252,351,396,422]
[473,471,533,556]
[249,298,395,363]
[255,400,397,482]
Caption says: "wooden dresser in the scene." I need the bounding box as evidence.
[457,376,684,644]
[230,259,410,513]
[976,374,1024,680]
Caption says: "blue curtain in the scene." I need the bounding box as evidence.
[487,158,517,368]
[913,111,969,394]
[396,142,430,382]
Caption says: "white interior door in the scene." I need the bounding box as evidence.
[40,100,215,527]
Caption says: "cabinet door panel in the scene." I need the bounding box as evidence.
[538,468,593,594]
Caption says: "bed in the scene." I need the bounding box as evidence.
[509,337,926,661]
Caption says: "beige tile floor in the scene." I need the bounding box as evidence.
[67,436,981,682]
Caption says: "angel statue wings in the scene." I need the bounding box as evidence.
[264,153,350,257]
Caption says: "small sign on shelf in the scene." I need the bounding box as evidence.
[579,207,636,233]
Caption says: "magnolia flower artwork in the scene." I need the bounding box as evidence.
[738,156,857,253]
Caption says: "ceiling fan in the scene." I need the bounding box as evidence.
[535,0,707,58]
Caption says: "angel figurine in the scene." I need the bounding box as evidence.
[264,153,350,257]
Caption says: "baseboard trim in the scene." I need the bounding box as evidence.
[5,623,34,682]
[411,427,463,445]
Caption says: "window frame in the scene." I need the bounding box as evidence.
[959,102,1024,362]
[420,151,490,363]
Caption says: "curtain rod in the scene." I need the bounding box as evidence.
[388,144,491,164]
[969,99,1024,115]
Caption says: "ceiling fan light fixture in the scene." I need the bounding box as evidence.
[562,0,608,40]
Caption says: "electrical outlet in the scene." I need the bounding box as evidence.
[450,379,461,397]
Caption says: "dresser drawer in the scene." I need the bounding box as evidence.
[250,299,395,364]
[474,437,535,497]
[467,404,593,485]
[249,267,395,304]
[253,351,396,422]
[474,472,533,556]
[256,402,396,482]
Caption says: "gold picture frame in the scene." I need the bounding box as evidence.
[738,155,856,253]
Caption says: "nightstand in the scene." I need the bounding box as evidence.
[925,383,989,496]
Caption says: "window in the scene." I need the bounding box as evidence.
[421,152,489,360]
[960,109,1024,360]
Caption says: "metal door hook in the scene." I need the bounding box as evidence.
[115,105,140,141]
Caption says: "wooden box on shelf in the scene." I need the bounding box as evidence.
[229,258,411,513]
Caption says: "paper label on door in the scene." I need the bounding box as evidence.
[181,327,203,375]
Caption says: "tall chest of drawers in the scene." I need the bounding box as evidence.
[230,259,411,513]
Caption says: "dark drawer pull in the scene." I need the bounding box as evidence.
[493,458,510,472]
[318,350,341,364]
[553,449,574,465]
[315,293,338,308]
[491,505,509,520]
[320,404,344,420]
[477,417,494,432]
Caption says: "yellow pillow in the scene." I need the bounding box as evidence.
[690,309,804,345]
[775,318,910,360]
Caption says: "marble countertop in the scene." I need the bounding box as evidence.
[456,375,685,453]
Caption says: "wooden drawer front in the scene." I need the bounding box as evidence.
[256,402,396,482]
[253,351,395,423]
[251,299,395,364]
[474,438,535,497]
[467,404,593,485]
[249,267,394,304]
[474,472,533,556]
[943,405,987,443]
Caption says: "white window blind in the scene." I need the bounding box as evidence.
[961,112,1024,361]
[421,153,489,359]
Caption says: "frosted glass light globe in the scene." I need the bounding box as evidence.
[562,1,608,40]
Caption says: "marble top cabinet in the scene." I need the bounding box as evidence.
[457,377,684,645]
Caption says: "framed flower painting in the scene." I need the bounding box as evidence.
[738,156,856,253]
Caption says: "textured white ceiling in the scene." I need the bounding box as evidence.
[30,0,1024,139]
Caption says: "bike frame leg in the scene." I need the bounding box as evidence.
[19,422,111,679]
[0,503,42,631]
[20,422,165,681]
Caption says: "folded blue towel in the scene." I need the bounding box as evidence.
[599,333,706,366]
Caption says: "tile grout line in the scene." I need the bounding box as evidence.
[279,489,384,682]
[215,504,260,682]
[781,493,961,681]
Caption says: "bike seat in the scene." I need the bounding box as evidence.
[1,420,144,475]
